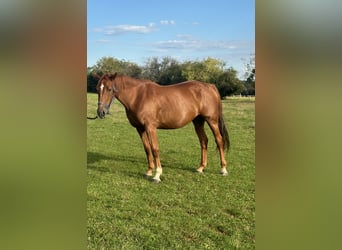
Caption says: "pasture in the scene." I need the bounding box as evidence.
[87,93,255,249]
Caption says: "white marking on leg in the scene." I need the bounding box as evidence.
[196,166,204,173]
[145,168,153,177]
[220,168,228,176]
[153,167,162,182]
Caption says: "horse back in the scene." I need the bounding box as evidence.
[138,81,221,128]
[168,80,221,112]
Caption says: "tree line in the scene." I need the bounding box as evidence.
[87,56,255,98]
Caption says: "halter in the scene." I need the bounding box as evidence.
[98,83,118,110]
[97,101,112,110]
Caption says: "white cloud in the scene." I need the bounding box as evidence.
[92,23,157,36]
[90,27,103,33]
[176,34,193,39]
[160,20,176,25]
[95,39,112,43]
[154,36,253,52]
[90,20,176,36]
[155,39,201,50]
[105,24,155,35]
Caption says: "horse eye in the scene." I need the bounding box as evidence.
[108,88,112,91]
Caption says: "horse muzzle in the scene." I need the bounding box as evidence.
[97,108,106,119]
[97,101,110,119]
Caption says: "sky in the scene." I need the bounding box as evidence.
[87,0,255,78]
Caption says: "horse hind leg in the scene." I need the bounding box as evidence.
[206,119,228,176]
[193,116,208,174]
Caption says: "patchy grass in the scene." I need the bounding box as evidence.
[87,93,255,249]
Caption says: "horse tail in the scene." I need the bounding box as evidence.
[218,102,230,151]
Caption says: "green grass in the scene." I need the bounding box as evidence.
[87,93,255,249]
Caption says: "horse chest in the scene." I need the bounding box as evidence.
[125,110,142,127]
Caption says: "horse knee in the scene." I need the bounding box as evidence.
[151,148,159,157]
[203,137,208,147]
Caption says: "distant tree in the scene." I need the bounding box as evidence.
[247,68,255,83]
[124,62,142,78]
[92,56,122,73]
[91,56,141,77]
[141,57,162,82]
[87,56,246,97]
[142,57,186,84]
[242,55,255,96]
[157,57,186,85]
[87,66,98,93]
[181,57,225,83]
[216,68,245,97]
[87,57,142,92]
[243,55,255,81]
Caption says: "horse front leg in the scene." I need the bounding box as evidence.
[145,126,162,183]
[136,128,154,177]
[193,117,208,173]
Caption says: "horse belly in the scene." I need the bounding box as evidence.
[157,108,197,129]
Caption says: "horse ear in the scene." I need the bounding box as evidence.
[92,72,101,80]
[109,72,117,80]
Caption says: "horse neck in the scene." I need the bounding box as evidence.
[113,75,141,110]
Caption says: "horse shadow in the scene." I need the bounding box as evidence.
[87,151,111,164]
[87,151,146,175]
[87,150,197,178]
[87,151,112,172]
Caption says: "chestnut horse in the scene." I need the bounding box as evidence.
[94,73,230,183]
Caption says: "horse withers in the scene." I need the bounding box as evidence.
[94,73,230,183]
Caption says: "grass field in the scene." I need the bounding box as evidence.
[87,93,255,249]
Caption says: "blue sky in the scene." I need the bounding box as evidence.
[87,0,255,78]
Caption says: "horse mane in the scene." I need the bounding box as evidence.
[97,72,156,86]
[113,73,157,89]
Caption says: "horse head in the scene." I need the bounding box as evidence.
[95,73,118,119]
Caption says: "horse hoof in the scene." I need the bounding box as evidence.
[144,174,152,179]
[196,167,204,174]
[221,171,228,176]
[152,178,161,183]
